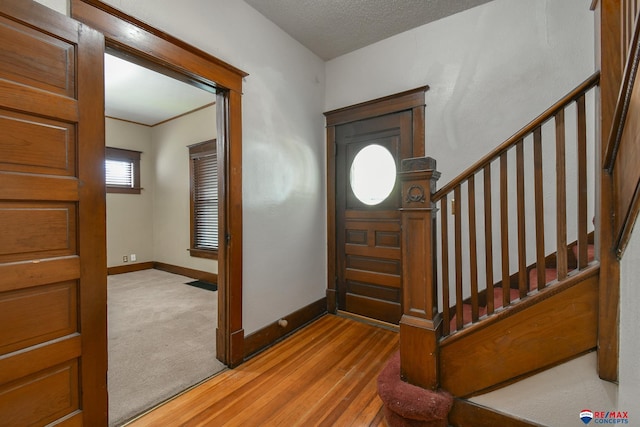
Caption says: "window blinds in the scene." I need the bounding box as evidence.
[105,158,134,188]
[192,151,218,250]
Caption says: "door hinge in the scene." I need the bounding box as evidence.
[226,233,231,244]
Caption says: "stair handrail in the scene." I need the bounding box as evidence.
[433,72,600,202]
[603,4,640,258]
[428,72,600,337]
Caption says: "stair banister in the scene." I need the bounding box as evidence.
[398,156,441,390]
[432,72,600,201]
[430,72,599,337]
[398,73,600,393]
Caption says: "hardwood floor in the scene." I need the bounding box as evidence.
[127,314,398,426]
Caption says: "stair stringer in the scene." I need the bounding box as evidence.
[439,265,599,398]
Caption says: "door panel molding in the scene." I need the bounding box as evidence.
[0,0,107,424]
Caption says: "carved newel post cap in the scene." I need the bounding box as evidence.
[401,156,437,173]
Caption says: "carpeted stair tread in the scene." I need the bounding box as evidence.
[528,267,558,290]
[377,351,453,426]
[448,244,596,333]
[572,243,596,263]
[450,287,520,331]
[529,244,595,289]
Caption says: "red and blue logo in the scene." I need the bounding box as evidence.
[581,410,594,425]
[580,409,629,424]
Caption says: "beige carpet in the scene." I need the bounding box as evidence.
[108,269,226,426]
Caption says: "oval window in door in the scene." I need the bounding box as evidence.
[349,144,397,206]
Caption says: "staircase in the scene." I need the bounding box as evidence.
[385,1,640,424]
[451,237,596,331]
[396,72,602,399]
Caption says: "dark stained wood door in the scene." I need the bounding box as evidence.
[0,1,107,425]
[335,111,413,324]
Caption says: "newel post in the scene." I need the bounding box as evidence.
[398,156,441,390]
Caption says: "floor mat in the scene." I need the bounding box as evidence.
[185,280,218,292]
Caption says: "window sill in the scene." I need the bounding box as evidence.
[189,248,218,260]
[107,186,142,194]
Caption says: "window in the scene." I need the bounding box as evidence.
[189,140,218,259]
[106,147,141,194]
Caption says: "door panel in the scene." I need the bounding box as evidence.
[0,110,76,176]
[335,112,412,324]
[0,1,106,425]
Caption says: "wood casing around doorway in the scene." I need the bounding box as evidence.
[70,0,247,368]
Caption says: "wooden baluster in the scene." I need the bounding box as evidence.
[454,185,463,330]
[576,95,588,268]
[468,175,479,322]
[500,152,510,307]
[555,109,568,280]
[484,164,495,315]
[516,140,527,298]
[533,127,547,290]
[440,196,450,337]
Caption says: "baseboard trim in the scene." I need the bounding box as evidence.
[107,261,218,284]
[244,297,327,359]
[108,261,154,275]
[336,309,399,332]
[153,262,217,284]
[449,398,545,427]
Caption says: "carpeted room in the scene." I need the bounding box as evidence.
[107,268,225,426]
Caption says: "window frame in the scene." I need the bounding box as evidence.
[189,139,218,260]
[105,146,142,194]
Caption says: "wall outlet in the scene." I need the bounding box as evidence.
[123,255,128,262]
[130,254,137,262]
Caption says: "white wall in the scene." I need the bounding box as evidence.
[105,108,218,273]
[619,226,640,412]
[325,0,594,183]
[105,118,154,268]
[98,0,327,334]
[34,0,66,14]
[151,105,217,274]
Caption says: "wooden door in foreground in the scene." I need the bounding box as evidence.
[335,112,413,324]
[0,1,107,425]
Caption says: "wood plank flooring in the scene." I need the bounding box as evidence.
[127,314,398,427]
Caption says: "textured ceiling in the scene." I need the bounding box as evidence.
[105,1,493,123]
[244,0,494,60]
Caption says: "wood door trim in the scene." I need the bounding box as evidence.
[325,88,428,317]
[70,0,245,367]
[325,86,429,128]
[70,0,247,91]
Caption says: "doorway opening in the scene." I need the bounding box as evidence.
[103,50,224,425]
[70,0,247,423]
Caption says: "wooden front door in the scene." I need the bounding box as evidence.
[335,112,414,324]
[0,1,107,425]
